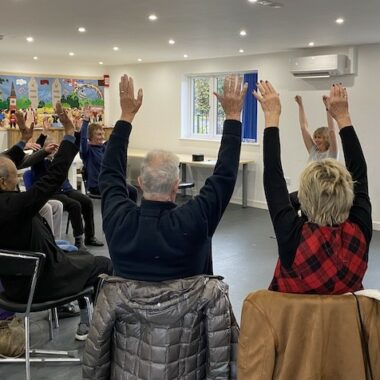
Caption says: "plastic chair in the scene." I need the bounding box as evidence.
[0,249,93,380]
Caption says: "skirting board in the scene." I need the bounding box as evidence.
[230,197,380,232]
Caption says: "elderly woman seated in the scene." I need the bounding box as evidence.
[254,81,371,294]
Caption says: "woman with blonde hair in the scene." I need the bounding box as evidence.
[254,81,371,294]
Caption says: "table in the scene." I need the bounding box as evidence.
[128,149,254,208]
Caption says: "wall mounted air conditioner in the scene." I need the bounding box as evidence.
[290,54,349,78]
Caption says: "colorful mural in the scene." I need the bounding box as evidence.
[0,74,104,112]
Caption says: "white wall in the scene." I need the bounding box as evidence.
[2,45,380,229]
[106,44,380,229]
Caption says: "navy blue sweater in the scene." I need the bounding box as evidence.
[99,119,242,281]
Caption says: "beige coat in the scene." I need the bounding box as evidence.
[238,290,380,380]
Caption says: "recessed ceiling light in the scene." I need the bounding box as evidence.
[137,58,142,62]
[113,46,119,51]
[240,30,247,37]
[336,17,344,24]
[99,61,104,65]
[78,27,86,33]
[239,49,245,53]
[248,0,258,3]
[183,54,188,58]
[26,36,34,42]
[148,14,158,21]
[69,52,75,56]
[33,56,38,60]
[168,39,175,45]
[308,42,315,47]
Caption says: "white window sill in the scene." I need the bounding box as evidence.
[179,136,260,146]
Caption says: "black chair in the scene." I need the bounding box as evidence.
[80,167,102,199]
[0,249,93,380]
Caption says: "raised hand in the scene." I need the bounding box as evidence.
[119,74,143,123]
[16,110,34,142]
[83,104,92,121]
[44,143,59,155]
[55,102,74,135]
[324,84,351,128]
[42,116,51,135]
[25,142,41,151]
[253,80,281,128]
[295,95,303,106]
[213,75,248,121]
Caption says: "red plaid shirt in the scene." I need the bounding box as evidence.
[269,221,368,294]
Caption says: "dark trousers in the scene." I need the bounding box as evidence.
[77,256,113,309]
[52,190,95,238]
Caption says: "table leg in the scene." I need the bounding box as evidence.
[242,163,248,208]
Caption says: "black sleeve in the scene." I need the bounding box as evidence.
[36,133,47,147]
[341,126,372,244]
[18,149,48,169]
[2,144,25,168]
[263,127,304,268]
[14,140,78,217]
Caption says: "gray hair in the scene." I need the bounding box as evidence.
[298,158,354,226]
[140,150,179,196]
[0,155,11,179]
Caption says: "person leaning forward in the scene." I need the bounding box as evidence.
[0,106,112,341]
[99,74,248,281]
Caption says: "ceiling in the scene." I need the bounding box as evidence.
[1,0,380,66]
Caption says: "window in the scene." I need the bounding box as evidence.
[187,72,258,142]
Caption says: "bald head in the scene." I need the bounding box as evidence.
[139,150,179,200]
[0,155,19,191]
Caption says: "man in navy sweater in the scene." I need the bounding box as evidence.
[99,74,247,281]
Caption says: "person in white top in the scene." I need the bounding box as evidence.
[290,95,338,211]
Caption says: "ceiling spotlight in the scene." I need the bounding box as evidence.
[239,49,245,53]
[168,39,175,45]
[69,52,75,56]
[26,36,34,42]
[33,56,38,60]
[99,61,104,65]
[308,41,315,47]
[78,27,86,33]
[113,46,119,51]
[148,14,158,21]
[248,0,258,3]
[183,54,188,58]
[137,58,142,62]
[336,17,344,24]
[240,30,247,36]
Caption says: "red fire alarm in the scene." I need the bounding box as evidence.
[103,74,110,87]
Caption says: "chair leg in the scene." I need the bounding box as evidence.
[53,307,59,328]
[65,217,70,235]
[24,315,31,380]
[48,309,54,341]
[84,296,93,322]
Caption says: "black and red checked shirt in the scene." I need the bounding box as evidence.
[263,126,372,294]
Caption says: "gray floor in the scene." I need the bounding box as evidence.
[1,200,379,379]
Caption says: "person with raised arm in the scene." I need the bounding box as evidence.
[0,105,112,340]
[99,74,247,280]
[254,81,371,294]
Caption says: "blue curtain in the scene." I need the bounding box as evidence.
[242,72,258,142]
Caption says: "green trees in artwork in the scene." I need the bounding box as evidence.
[16,97,32,109]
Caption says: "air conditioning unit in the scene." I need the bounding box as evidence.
[290,54,349,78]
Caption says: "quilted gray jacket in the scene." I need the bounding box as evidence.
[83,275,239,380]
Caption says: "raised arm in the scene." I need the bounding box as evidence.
[100,74,143,224]
[16,103,78,217]
[295,95,314,153]
[325,84,371,243]
[255,82,303,268]
[79,105,92,159]
[178,75,248,237]
[321,95,338,158]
